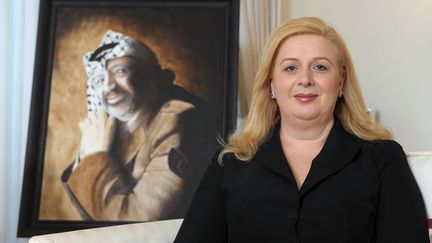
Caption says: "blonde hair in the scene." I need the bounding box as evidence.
[219,17,392,162]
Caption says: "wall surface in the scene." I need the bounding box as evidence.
[284,0,432,151]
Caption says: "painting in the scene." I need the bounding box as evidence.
[18,0,238,237]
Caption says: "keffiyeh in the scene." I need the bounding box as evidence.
[82,30,158,112]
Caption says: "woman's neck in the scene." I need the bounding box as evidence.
[279,117,334,146]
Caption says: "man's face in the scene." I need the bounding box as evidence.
[93,56,138,122]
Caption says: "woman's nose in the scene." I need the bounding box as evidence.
[297,69,314,87]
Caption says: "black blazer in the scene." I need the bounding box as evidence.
[175,122,429,243]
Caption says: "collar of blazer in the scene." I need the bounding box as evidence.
[253,120,361,197]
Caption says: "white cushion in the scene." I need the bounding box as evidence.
[407,152,432,242]
[28,219,183,243]
[408,152,432,218]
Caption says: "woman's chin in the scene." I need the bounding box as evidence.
[290,111,321,122]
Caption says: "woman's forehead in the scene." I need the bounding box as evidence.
[276,35,338,59]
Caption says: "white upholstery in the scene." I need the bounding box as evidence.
[28,152,432,243]
[407,152,432,241]
[28,219,183,243]
[408,152,432,218]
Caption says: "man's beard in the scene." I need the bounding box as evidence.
[102,89,138,122]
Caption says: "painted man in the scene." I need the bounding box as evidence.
[62,30,216,221]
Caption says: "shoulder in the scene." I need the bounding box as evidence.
[350,135,404,157]
[207,149,248,177]
[149,100,196,129]
[370,139,403,152]
[157,99,211,127]
[367,139,406,162]
[196,149,227,190]
[160,99,196,114]
[365,139,411,180]
[210,148,240,167]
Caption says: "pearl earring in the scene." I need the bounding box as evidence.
[338,90,343,98]
[271,91,276,99]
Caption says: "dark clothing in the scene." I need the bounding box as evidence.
[175,122,429,243]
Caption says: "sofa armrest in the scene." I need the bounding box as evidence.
[407,152,432,217]
[28,219,183,243]
[407,152,432,242]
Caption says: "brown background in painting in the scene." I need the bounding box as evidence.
[39,6,225,220]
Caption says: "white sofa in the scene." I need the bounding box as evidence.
[28,219,183,243]
[29,152,432,243]
[408,152,432,242]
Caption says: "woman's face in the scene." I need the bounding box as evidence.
[270,34,344,124]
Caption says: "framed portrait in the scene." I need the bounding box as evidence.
[18,0,239,237]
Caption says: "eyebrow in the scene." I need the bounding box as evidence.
[279,57,334,65]
[108,63,128,70]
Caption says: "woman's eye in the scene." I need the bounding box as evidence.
[284,65,297,72]
[314,64,328,72]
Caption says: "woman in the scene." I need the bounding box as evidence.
[174,17,428,242]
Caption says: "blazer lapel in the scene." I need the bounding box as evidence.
[253,128,297,186]
[300,122,361,197]
[251,122,361,195]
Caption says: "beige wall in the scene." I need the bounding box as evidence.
[280,0,432,151]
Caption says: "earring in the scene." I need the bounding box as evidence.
[271,91,276,99]
[338,90,343,98]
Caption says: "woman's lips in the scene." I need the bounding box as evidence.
[294,93,318,102]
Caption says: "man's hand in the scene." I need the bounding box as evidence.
[79,110,116,157]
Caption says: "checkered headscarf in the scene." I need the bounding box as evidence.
[82,30,158,112]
